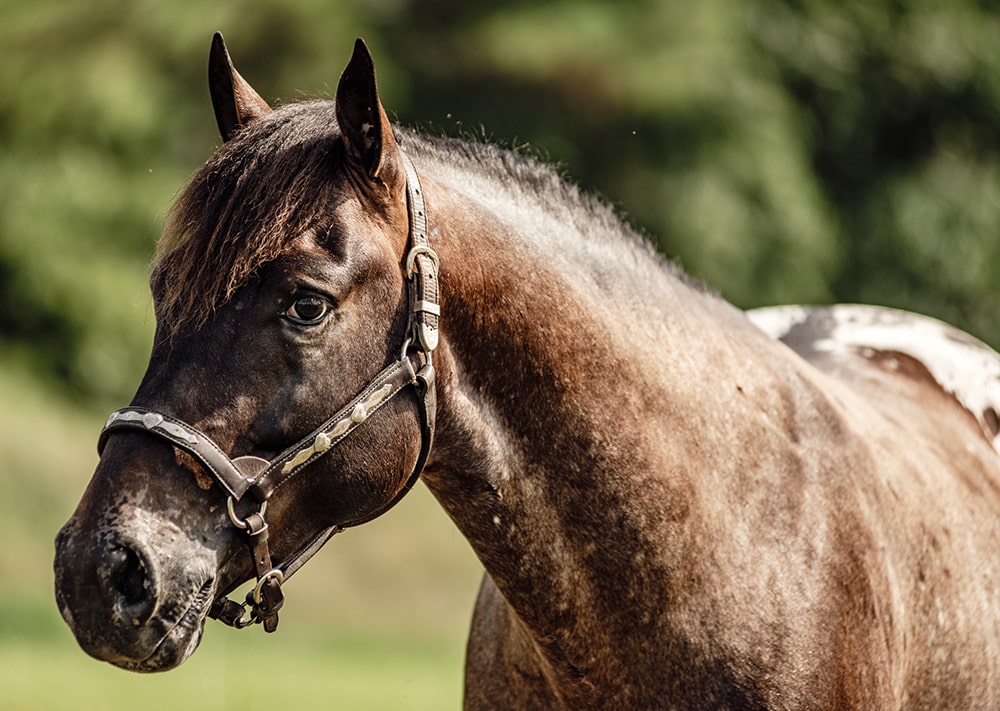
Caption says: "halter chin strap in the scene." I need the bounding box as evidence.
[96,148,438,633]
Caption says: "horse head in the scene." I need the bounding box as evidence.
[53,35,436,671]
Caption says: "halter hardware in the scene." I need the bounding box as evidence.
[226,496,266,529]
[96,148,438,633]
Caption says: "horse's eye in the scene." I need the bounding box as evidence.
[284,295,329,325]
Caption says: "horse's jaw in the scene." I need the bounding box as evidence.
[53,502,220,673]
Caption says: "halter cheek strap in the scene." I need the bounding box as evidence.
[96,148,438,633]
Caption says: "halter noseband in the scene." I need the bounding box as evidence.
[96,149,439,633]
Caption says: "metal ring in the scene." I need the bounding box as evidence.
[405,245,439,278]
[252,569,286,605]
[399,337,413,361]
[227,497,267,530]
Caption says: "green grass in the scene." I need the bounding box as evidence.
[0,359,483,710]
[2,620,467,711]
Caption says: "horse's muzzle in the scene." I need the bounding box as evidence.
[54,515,215,672]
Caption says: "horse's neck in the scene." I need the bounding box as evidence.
[420,175,800,659]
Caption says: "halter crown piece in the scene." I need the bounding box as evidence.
[97,149,438,632]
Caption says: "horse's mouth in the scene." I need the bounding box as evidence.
[116,579,215,673]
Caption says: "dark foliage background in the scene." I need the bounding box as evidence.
[3,0,999,408]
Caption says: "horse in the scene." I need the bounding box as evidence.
[54,34,1000,709]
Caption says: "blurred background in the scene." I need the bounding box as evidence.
[2,0,998,708]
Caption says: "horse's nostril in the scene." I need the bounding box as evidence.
[101,544,157,625]
[113,547,147,605]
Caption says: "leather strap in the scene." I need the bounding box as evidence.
[401,150,439,352]
[99,408,257,500]
[99,353,425,505]
[249,351,426,502]
[244,511,282,632]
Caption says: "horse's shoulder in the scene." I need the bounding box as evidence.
[748,304,1000,452]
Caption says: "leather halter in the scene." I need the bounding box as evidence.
[97,149,439,632]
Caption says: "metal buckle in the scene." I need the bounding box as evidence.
[405,245,439,278]
[252,569,286,605]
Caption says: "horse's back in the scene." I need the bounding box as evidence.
[749,304,1000,454]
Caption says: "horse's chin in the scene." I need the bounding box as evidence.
[115,588,213,673]
[115,626,205,673]
[61,578,215,674]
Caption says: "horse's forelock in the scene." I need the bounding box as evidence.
[153,101,343,333]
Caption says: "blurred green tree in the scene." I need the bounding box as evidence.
[381,0,1000,339]
[2,0,997,407]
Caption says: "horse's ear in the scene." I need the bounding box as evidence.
[209,32,271,142]
[335,38,402,190]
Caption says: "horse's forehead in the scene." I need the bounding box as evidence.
[749,304,1000,451]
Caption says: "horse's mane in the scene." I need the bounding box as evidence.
[395,130,693,286]
[155,100,697,332]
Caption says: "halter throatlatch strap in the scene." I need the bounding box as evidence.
[96,147,438,632]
